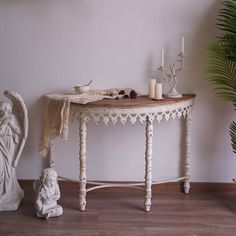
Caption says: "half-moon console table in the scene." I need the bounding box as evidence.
[45,94,195,212]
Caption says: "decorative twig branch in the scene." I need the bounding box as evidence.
[159,52,184,98]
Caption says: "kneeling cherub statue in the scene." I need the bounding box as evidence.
[33,168,63,219]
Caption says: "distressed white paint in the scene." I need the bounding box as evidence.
[184,114,191,194]
[79,115,87,211]
[145,118,153,212]
[67,98,194,211]
[71,99,194,125]
[0,0,235,183]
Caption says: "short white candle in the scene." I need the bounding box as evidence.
[149,79,156,99]
[182,36,185,54]
[155,83,162,100]
[161,49,164,67]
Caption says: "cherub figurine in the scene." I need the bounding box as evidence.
[0,91,28,211]
[33,168,63,219]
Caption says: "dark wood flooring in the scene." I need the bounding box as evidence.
[1,182,236,236]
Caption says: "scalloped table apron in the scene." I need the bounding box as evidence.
[39,94,195,212]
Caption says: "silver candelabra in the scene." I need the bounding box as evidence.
[159,52,184,98]
[158,35,185,98]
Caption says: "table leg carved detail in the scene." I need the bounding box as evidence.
[184,113,191,194]
[79,115,87,211]
[48,141,55,168]
[145,117,153,212]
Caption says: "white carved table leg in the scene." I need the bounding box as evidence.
[48,141,55,168]
[184,113,191,194]
[145,117,153,212]
[79,115,87,211]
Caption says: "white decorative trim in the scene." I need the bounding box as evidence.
[71,100,193,126]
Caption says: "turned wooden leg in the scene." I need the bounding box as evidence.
[184,114,191,194]
[145,117,153,212]
[79,115,87,211]
[48,141,55,168]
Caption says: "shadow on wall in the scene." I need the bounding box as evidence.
[183,0,235,181]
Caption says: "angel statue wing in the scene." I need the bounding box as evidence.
[4,90,29,168]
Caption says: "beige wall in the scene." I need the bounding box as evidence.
[1,0,234,182]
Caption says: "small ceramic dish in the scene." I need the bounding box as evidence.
[74,80,92,94]
[74,85,90,94]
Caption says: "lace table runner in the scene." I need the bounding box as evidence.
[38,88,139,157]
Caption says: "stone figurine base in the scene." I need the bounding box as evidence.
[0,189,24,211]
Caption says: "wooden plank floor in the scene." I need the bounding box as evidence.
[1,184,236,236]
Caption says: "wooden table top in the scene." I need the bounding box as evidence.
[74,94,196,109]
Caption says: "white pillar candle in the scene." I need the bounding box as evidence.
[155,83,162,100]
[182,36,185,55]
[161,49,164,67]
[149,79,156,99]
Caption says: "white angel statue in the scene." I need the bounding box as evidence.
[0,90,28,211]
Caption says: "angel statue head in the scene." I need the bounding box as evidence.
[0,101,12,118]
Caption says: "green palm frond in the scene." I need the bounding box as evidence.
[205,0,236,155]
[218,36,236,60]
[217,0,236,60]
[218,0,236,35]
[230,121,236,153]
[205,40,236,105]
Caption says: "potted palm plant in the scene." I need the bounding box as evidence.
[205,0,236,153]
